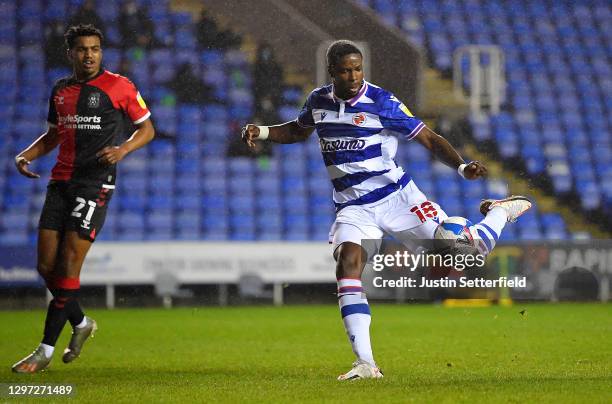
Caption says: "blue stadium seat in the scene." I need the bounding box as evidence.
[117,212,145,231]
[257,212,282,232]
[201,104,229,121]
[203,207,228,226]
[229,177,254,195]
[200,158,226,177]
[285,230,310,241]
[284,195,308,214]
[175,195,200,211]
[435,178,460,196]
[284,214,308,232]
[152,64,176,84]
[174,28,196,49]
[148,195,174,210]
[230,195,255,215]
[115,230,145,241]
[148,175,174,195]
[201,122,228,140]
[147,211,173,229]
[258,230,283,240]
[200,141,226,156]
[310,213,333,229]
[176,141,200,159]
[0,212,28,231]
[230,214,255,231]
[256,195,281,211]
[282,177,307,194]
[0,231,29,245]
[255,177,280,195]
[176,158,200,175]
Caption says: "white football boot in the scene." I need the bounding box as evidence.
[480,196,532,223]
[337,359,384,381]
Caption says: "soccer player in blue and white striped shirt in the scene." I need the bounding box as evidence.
[242,40,531,380]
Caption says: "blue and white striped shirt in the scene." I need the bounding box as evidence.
[297,81,425,211]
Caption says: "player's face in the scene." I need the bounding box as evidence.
[330,53,364,100]
[69,35,102,80]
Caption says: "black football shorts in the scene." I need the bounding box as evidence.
[39,180,114,242]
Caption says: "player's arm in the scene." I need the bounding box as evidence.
[14,125,60,178]
[97,118,155,165]
[241,120,314,147]
[414,126,487,180]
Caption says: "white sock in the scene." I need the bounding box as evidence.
[337,278,375,367]
[471,207,507,255]
[39,343,54,359]
[482,207,507,235]
[75,316,88,329]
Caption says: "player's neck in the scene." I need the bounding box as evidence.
[73,68,101,82]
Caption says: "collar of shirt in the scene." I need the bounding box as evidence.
[330,81,369,107]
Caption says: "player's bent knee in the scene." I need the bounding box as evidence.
[335,243,365,279]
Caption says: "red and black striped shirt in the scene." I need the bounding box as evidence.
[47,69,151,185]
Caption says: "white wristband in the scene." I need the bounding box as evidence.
[458,163,467,179]
[256,126,269,140]
[15,156,29,165]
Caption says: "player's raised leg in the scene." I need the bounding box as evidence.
[471,196,532,255]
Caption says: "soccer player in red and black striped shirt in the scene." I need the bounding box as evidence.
[12,24,155,373]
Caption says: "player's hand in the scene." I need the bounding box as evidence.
[241,124,260,149]
[14,156,40,178]
[463,161,487,179]
[97,146,128,165]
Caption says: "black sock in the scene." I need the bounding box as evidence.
[41,289,78,346]
[66,290,85,328]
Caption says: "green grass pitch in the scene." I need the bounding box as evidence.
[0,303,610,403]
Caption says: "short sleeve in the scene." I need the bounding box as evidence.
[47,90,57,127]
[121,79,151,124]
[296,92,315,128]
[378,94,425,140]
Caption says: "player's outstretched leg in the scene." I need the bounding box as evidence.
[335,242,383,381]
[12,286,74,373]
[471,195,532,255]
[11,346,52,373]
[12,230,62,374]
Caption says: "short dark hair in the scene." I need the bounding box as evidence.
[64,24,104,49]
[326,40,362,69]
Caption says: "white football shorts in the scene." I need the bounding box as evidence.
[329,180,448,256]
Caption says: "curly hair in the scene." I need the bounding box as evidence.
[64,24,104,49]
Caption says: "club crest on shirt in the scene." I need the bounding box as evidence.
[352,112,367,126]
[88,92,100,108]
[55,95,64,105]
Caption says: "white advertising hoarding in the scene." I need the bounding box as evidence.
[81,242,336,285]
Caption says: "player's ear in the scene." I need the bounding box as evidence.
[327,65,334,79]
[66,48,73,63]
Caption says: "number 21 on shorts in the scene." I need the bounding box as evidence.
[71,197,96,229]
[410,201,438,223]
